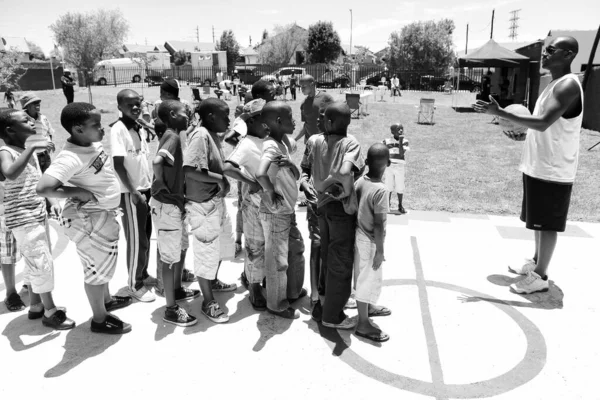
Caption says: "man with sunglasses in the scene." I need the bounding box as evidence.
[474,36,583,294]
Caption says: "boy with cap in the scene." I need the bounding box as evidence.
[383,123,409,214]
[61,69,76,104]
[110,89,156,302]
[20,93,56,172]
[38,102,133,334]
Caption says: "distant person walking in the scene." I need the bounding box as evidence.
[60,69,76,104]
[3,89,16,109]
[474,36,583,295]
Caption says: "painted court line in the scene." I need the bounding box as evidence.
[411,236,447,400]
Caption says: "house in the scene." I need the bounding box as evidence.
[374,47,389,63]
[0,36,31,62]
[341,45,377,63]
[239,46,258,64]
[164,41,216,53]
[120,44,163,58]
[546,29,600,72]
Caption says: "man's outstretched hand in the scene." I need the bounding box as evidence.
[473,96,502,115]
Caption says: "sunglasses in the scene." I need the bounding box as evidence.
[544,46,572,56]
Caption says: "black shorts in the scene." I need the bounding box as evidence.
[520,174,573,232]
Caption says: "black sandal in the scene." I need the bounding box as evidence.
[4,292,26,312]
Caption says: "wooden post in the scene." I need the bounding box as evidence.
[582,24,600,92]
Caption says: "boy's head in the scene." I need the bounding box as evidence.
[61,102,104,144]
[0,108,36,144]
[117,89,142,121]
[251,80,275,102]
[198,98,230,133]
[19,93,42,117]
[316,99,334,133]
[261,101,294,140]
[160,79,180,101]
[300,75,316,96]
[240,99,267,139]
[390,123,404,139]
[324,102,351,135]
[154,119,167,140]
[158,100,188,133]
[366,143,390,179]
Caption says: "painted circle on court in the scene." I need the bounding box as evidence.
[320,279,547,399]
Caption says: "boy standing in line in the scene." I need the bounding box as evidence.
[183,98,237,323]
[38,103,133,334]
[20,93,55,172]
[354,143,391,342]
[110,89,156,302]
[0,109,74,330]
[383,123,409,214]
[151,100,199,326]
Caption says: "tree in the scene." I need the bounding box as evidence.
[25,40,46,61]
[258,24,307,65]
[216,30,240,72]
[353,46,373,64]
[50,8,129,76]
[0,49,27,90]
[173,50,188,67]
[388,19,456,72]
[306,21,342,64]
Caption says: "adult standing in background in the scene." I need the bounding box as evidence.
[289,72,298,101]
[60,69,76,104]
[294,75,334,143]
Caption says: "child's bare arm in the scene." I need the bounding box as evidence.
[0,146,41,180]
[223,163,261,192]
[36,175,98,204]
[152,155,168,193]
[373,213,387,270]
[256,159,274,192]
[321,160,354,194]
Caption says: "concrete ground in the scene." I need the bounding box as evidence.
[0,199,598,400]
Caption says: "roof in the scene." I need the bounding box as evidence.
[342,45,374,56]
[459,39,529,67]
[164,41,215,53]
[121,44,162,54]
[239,46,258,56]
[0,37,31,53]
[458,40,540,56]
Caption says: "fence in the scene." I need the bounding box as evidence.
[89,63,484,93]
[0,62,64,91]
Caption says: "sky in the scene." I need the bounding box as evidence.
[1,0,598,56]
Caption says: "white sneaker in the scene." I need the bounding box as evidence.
[129,286,156,302]
[344,296,357,309]
[510,271,549,294]
[508,258,537,275]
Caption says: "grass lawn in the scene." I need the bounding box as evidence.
[6,85,600,222]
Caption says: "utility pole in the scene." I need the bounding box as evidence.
[466,24,469,54]
[196,26,200,42]
[509,9,521,40]
[490,9,495,39]
[349,9,353,59]
[249,36,252,47]
[212,26,215,43]
[145,37,148,46]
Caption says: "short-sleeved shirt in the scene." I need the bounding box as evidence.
[45,141,120,212]
[152,129,184,211]
[227,135,263,207]
[0,145,46,229]
[300,91,335,140]
[34,113,54,140]
[183,126,225,203]
[383,137,409,163]
[109,119,152,192]
[61,75,74,93]
[355,176,388,241]
[259,137,298,215]
[305,134,364,209]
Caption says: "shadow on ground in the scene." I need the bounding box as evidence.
[2,314,60,351]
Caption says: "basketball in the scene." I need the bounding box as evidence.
[25,135,49,154]
[499,104,531,137]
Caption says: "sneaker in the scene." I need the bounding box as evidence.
[129,286,156,302]
[182,269,196,283]
[163,305,198,327]
[42,309,76,330]
[311,300,323,323]
[175,287,200,303]
[4,292,26,312]
[344,296,357,309]
[509,258,537,275]
[91,314,132,334]
[201,300,229,323]
[143,276,159,288]
[510,271,549,294]
[322,316,358,330]
[211,279,237,292]
[267,307,300,319]
[105,296,133,312]
[288,288,308,303]
[399,207,408,214]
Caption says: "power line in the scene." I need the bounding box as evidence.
[509,9,521,40]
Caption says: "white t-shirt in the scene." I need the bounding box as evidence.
[519,74,583,183]
[45,141,121,211]
[227,135,263,207]
[109,120,152,192]
[259,137,298,215]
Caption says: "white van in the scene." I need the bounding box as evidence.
[93,58,147,86]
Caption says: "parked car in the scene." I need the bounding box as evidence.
[422,74,481,92]
[235,66,261,85]
[316,71,350,88]
[261,67,306,84]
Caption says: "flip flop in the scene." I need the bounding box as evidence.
[355,330,390,342]
[368,305,392,317]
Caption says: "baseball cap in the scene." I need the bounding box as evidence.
[239,99,266,121]
[19,93,41,108]
[64,68,71,73]
[160,78,181,97]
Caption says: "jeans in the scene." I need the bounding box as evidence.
[318,201,356,324]
[287,213,305,299]
[259,212,291,312]
[242,198,265,284]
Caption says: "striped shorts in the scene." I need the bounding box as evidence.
[0,215,21,265]
[60,203,120,285]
